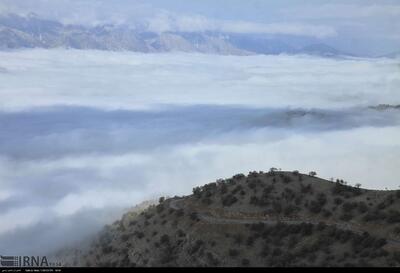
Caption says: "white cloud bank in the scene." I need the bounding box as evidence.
[0,49,399,111]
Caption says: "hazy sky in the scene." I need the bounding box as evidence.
[0,0,400,55]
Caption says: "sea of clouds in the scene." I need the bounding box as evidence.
[0,49,399,255]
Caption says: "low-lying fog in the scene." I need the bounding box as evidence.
[0,49,399,255]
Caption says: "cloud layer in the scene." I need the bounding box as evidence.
[1,49,399,111]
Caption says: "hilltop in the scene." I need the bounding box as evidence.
[59,170,400,267]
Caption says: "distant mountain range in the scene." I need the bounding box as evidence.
[0,13,370,57]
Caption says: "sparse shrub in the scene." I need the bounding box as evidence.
[332,180,361,197]
[322,209,332,218]
[233,234,244,245]
[134,231,145,239]
[247,179,257,189]
[229,249,240,257]
[175,209,184,217]
[160,234,170,245]
[190,212,200,221]
[241,259,250,266]
[233,173,245,180]
[272,248,283,257]
[220,183,228,195]
[260,245,270,257]
[201,197,213,205]
[206,252,220,266]
[120,234,130,241]
[301,184,313,194]
[288,235,299,248]
[222,194,238,206]
[309,200,323,214]
[246,236,254,246]
[249,222,265,232]
[362,210,386,222]
[393,251,400,263]
[102,245,113,254]
[232,185,243,195]
[309,171,317,177]
[283,175,293,184]
[340,213,354,221]
[192,187,202,198]
[272,201,282,214]
[248,171,259,178]
[177,229,185,237]
[189,240,204,255]
[357,202,368,214]
[334,197,343,205]
[283,205,299,216]
[156,204,165,213]
[387,210,400,223]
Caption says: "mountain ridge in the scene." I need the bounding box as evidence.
[0,13,355,57]
[56,170,400,267]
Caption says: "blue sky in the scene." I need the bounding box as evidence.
[1,0,400,55]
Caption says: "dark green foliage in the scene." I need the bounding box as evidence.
[188,240,204,255]
[206,252,220,266]
[232,185,243,195]
[300,183,313,194]
[358,202,368,214]
[233,173,245,180]
[387,210,400,223]
[340,213,354,221]
[201,197,213,205]
[362,210,387,222]
[156,204,165,213]
[190,212,200,221]
[102,245,113,254]
[133,231,145,239]
[228,249,240,257]
[282,175,293,184]
[175,209,184,217]
[246,236,254,247]
[220,183,228,195]
[193,187,202,198]
[332,180,362,197]
[222,194,238,206]
[283,204,299,216]
[120,233,131,241]
[160,234,170,245]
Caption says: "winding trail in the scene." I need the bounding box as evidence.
[169,198,400,247]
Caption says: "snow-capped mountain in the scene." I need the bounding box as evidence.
[0,13,350,56]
